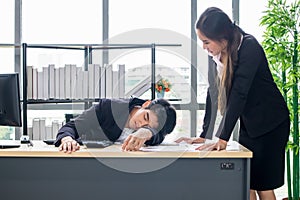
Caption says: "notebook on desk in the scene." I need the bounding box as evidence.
[0,140,21,149]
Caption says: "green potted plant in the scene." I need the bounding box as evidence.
[261,0,300,199]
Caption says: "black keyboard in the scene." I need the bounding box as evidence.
[82,140,113,148]
[44,139,84,146]
[43,139,56,145]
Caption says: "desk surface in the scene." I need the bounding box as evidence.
[0,140,252,158]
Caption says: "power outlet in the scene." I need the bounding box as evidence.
[220,162,234,170]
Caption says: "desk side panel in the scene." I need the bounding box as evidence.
[0,157,249,200]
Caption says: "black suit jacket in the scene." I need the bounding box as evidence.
[200,33,289,141]
[54,98,167,146]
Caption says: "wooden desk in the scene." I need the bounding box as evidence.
[0,141,252,200]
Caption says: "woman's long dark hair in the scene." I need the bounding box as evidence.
[196,7,243,113]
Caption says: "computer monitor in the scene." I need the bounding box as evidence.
[0,73,22,127]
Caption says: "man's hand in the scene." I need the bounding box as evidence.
[195,139,227,151]
[175,137,206,144]
[59,136,80,153]
[122,128,152,151]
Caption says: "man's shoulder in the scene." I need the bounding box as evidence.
[96,98,131,113]
[98,98,130,105]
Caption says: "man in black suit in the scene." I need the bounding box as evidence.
[55,98,176,152]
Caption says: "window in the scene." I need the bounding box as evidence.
[22,0,103,139]
[0,0,15,139]
[0,0,15,73]
[110,0,190,38]
[109,0,191,102]
[240,0,268,42]
[22,0,102,68]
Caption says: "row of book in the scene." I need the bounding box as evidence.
[28,118,63,140]
[27,64,126,100]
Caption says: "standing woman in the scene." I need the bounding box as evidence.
[176,7,290,200]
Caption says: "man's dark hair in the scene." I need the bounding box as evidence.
[146,98,176,135]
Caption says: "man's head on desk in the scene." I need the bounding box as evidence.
[126,98,177,136]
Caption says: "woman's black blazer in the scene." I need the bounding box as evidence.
[200,33,289,141]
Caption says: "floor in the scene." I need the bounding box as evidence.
[274,184,287,199]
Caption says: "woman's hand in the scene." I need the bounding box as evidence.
[195,139,227,151]
[174,137,206,144]
[122,128,152,151]
[59,136,80,153]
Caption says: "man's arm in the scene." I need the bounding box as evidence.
[54,120,80,147]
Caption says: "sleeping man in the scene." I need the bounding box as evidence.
[54,97,177,153]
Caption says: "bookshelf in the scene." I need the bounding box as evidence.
[21,43,181,137]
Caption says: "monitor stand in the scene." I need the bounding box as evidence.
[20,135,33,146]
[20,135,30,143]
